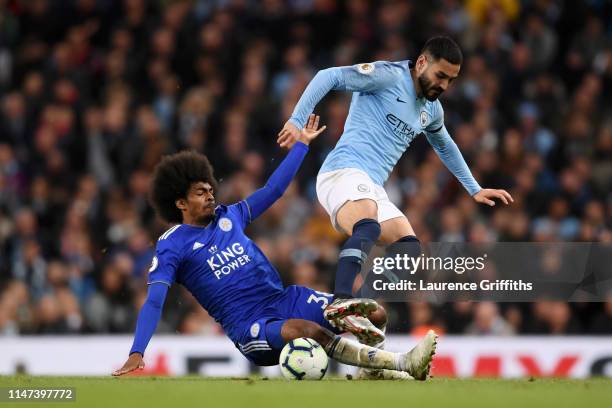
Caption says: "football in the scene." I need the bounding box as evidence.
[279,338,329,380]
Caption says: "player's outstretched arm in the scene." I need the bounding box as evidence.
[277,67,342,148]
[426,128,513,206]
[245,114,326,221]
[278,62,397,148]
[112,282,169,376]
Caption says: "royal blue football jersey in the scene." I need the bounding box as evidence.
[148,202,285,341]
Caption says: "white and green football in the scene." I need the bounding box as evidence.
[279,338,329,380]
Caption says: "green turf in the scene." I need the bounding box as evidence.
[1,376,611,408]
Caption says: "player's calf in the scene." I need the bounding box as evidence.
[334,211,381,299]
[357,235,422,299]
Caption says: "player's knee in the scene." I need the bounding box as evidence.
[337,200,378,234]
[369,305,387,329]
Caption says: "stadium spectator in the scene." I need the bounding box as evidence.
[465,302,514,336]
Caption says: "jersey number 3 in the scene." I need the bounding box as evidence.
[307,291,333,310]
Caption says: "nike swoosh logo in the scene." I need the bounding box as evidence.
[396,97,407,103]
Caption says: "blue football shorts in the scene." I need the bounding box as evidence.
[234,285,342,366]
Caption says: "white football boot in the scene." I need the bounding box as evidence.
[334,315,385,345]
[402,329,438,381]
[356,368,414,380]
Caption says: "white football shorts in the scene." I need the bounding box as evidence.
[316,168,404,232]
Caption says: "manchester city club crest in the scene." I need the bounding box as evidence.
[219,217,233,232]
[420,111,429,128]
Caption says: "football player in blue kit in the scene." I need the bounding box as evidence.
[112,115,436,380]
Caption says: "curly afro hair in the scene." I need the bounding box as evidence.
[150,150,219,224]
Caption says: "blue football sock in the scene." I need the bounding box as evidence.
[334,218,381,298]
[356,235,421,298]
[386,235,421,261]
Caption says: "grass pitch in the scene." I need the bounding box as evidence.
[1,376,610,408]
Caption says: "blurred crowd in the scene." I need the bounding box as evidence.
[0,0,611,337]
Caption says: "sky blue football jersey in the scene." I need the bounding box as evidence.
[288,60,481,195]
[148,202,285,341]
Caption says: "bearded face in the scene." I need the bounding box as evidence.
[417,73,444,101]
[415,56,460,101]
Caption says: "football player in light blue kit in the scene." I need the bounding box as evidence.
[112,115,437,381]
[278,36,513,327]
